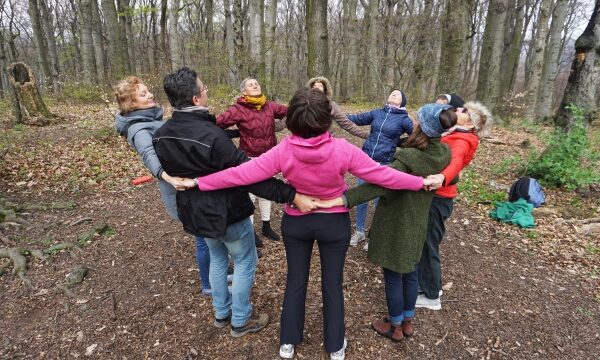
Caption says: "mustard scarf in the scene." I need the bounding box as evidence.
[242,95,267,111]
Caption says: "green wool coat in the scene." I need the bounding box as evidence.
[346,139,451,274]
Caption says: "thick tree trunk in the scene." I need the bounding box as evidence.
[102,0,126,77]
[366,0,380,97]
[437,0,470,94]
[223,0,238,84]
[28,0,53,90]
[536,0,568,120]
[79,0,97,84]
[160,0,168,71]
[248,0,263,77]
[38,0,61,94]
[476,0,508,113]
[555,0,600,130]
[7,63,54,126]
[525,0,551,120]
[499,0,525,96]
[306,0,329,78]
[169,0,182,70]
[91,0,106,82]
[117,0,132,73]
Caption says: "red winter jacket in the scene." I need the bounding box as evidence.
[436,130,480,199]
[217,98,288,157]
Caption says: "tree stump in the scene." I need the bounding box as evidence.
[7,62,54,126]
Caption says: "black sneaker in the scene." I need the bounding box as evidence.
[230,312,269,337]
[213,314,231,329]
[254,230,264,248]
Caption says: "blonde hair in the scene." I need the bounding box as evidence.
[240,77,257,92]
[114,76,143,114]
[465,101,493,138]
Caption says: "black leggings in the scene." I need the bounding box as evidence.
[279,212,351,353]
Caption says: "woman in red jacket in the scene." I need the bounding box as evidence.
[217,78,287,243]
[416,101,493,310]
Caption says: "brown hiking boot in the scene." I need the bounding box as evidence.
[230,312,269,338]
[401,318,414,337]
[371,318,403,342]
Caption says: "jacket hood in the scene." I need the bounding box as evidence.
[287,132,333,164]
[306,76,333,99]
[115,107,164,137]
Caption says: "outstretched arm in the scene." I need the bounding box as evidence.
[331,102,369,139]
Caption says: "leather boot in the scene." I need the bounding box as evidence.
[401,318,414,337]
[254,230,264,248]
[262,221,280,241]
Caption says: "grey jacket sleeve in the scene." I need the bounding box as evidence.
[129,128,164,178]
[275,118,287,132]
[331,102,370,139]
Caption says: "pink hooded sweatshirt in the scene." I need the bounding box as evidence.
[196,132,424,216]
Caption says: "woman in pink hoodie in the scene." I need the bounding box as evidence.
[180,88,434,360]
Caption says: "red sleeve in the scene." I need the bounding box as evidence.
[271,102,288,119]
[216,105,241,128]
[440,139,469,186]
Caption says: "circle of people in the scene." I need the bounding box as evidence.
[114,67,493,360]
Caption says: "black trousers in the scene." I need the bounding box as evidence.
[418,196,454,299]
[279,212,351,353]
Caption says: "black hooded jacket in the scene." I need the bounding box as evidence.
[153,110,296,238]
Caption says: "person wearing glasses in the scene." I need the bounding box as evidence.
[217,78,288,245]
[416,101,493,311]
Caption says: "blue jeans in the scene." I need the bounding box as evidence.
[355,178,379,232]
[383,268,418,324]
[195,237,211,291]
[205,218,257,327]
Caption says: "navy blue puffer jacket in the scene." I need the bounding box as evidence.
[348,105,413,163]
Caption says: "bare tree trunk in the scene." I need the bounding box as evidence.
[0,31,9,99]
[102,0,126,77]
[306,0,329,78]
[248,0,263,77]
[91,0,106,82]
[126,0,137,73]
[437,0,470,94]
[38,0,60,93]
[117,0,132,73]
[80,0,97,84]
[499,0,525,96]
[169,0,182,70]
[366,0,380,97]
[264,0,276,84]
[28,0,53,90]
[223,0,238,84]
[525,0,551,120]
[536,0,568,120]
[555,0,600,130]
[233,0,245,78]
[476,0,508,113]
[339,0,358,100]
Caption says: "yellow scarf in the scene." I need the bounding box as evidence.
[242,95,267,111]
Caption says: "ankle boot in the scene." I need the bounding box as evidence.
[401,318,414,337]
[254,230,264,248]
[262,221,280,241]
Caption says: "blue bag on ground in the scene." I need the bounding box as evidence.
[508,176,545,208]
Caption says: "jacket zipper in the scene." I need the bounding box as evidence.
[370,107,391,160]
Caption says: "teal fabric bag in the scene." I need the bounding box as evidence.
[489,198,535,228]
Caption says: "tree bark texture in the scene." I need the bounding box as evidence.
[536,0,569,120]
[437,0,470,94]
[525,0,551,120]
[91,0,107,82]
[555,0,600,129]
[28,0,53,90]
[169,0,182,70]
[248,0,263,77]
[79,0,98,84]
[38,0,61,93]
[7,62,54,126]
[101,0,126,77]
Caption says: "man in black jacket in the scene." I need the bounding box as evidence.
[154,67,313,338]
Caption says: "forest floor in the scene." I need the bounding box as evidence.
[0,99,599,360]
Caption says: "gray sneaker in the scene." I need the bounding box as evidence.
[350,231,365,246]
[279,344,294,359]
[213,314,231,328]
[330,338,347,360]
[230,312,269,337]
[415,295,441,310]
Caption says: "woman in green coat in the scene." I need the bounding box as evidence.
[316,103,456,342]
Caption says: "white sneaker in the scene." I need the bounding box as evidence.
[350,231,365,246]
[330,338,347,360]
[363,241,369,251]
[415,294,441,310]
[279,344,294,359]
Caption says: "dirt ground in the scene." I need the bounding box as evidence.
[1,103,599,359]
